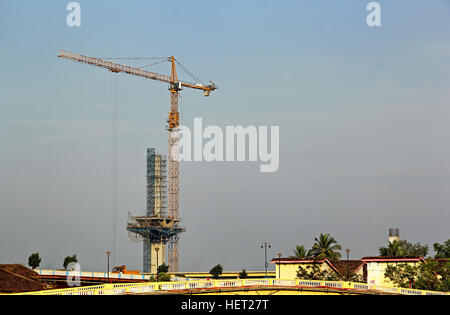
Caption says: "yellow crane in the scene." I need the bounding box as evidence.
[58,50,217,271]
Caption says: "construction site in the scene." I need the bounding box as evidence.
[0,50,449,297]
[56,50,218,275]
[2,3,450,302]
[126,148,185,274]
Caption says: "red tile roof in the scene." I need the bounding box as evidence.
[331,260,365,275]
[362,256,425,262]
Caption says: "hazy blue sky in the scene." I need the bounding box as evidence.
[0,0,449,272]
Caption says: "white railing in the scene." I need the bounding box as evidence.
[352,283,370,291]
[324,281,343,289]
[273,279,296,286]
[297,280,323,287]
[35,269,152,281]
[8,277,450,296]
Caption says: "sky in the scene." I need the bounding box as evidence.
[0,0,449,272]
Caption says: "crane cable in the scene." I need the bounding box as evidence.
[101,57,169,60]
[175,60,205,86]
[110,73,119,267]
[138,59,168,70]
[101,56,206,86]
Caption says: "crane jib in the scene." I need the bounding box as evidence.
[57,50,217,93]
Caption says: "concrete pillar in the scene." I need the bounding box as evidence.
[150,243,166,275]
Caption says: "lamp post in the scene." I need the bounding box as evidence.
[106,250,111,282]
[346,248,351,281]
[261,242,271,278]
[277,252,282,279]
[155,246,160,277]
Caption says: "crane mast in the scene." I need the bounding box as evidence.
[168,56,180,221]
[168,56,181,270]
[58,50,217,272]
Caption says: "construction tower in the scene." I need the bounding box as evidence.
[127,148,184,274]
[58,50,216,273]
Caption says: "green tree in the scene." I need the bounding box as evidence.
[384,259,450,292]
[209,264,224,279]
[157,263,169,274]
[28,253,42,269]
[238,269,248,279]
[293,245,310,258]
[309,234,342,260]
[156,263,171,282]
[296,264,337,281]
[63,254,78,270]
[379,240,403,256]
[398,240,428,257]
[434,240,450,259]
[384,263,416,288]
[296,264,364,283]
[379,240,428,257]
[157,273,171,282]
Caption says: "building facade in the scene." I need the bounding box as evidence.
[271,255,432,287]
[362,256,425,287]
[272,257,366,282]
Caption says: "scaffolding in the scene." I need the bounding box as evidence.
[127,215,185,273]
[146,148,168,217]
[127,148,184,274]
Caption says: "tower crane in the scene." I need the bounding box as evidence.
[58,50,217,272]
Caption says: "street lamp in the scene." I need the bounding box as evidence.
[155,246,160,276]
[346,248,351,281]
[261,242,271,278]
[277,252,282,279]
[106,250,111,282]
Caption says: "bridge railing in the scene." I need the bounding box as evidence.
[35,269,153,281]
[8,278,450,296]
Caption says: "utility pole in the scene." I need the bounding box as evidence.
[277,252,282,279]
[155,246,160,277]
[106,250,111,282]
[346,248,351,281]
[260,242,271,278]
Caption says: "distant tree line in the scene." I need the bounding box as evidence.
[27,253,79,270]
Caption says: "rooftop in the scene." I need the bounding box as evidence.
[361,256,425,262]
[270,257,366,276]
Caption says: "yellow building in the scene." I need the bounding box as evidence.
[271,257,366,281]
[272,255,431,288]
[362,256,425,287]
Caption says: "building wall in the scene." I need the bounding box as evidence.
[366,261,421,287]
[276,259,422,287]
[350,266,365,280]
[276,262,335,280]
[150,243,166,275]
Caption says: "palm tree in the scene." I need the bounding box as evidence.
[309,234,342,260]
[293,245,310,258]
[379,240,403,256]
